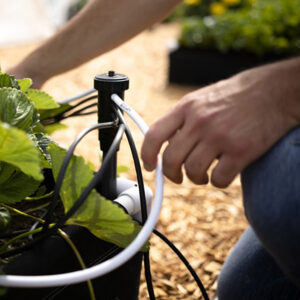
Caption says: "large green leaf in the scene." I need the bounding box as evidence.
[0,122,43,181]
[0,87,38,131]
[0,169,40,204]
[49,143,148,250]
[26,89,59,110]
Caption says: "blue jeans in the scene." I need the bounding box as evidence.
[217,126,300,300]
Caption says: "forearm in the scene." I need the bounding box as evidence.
[9,0,180,85]
[238,56,300,130]
[268,56,300,128]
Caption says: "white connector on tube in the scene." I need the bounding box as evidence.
[114,184,153,221]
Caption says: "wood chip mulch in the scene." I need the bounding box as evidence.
[1,23,248,299]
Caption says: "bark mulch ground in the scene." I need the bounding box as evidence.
[1,23,248,299]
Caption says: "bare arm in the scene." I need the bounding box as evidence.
[141,57,300,187]
[8,0,181,87]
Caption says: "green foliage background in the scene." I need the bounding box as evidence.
[176,0,300,56]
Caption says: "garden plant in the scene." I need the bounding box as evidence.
[0,70,148,298]
[169,0,300,85]
[178,0,300,56]
[0,70,209,300]
[0,70,145,250]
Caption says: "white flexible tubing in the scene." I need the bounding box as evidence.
[58,88,96,104]
[111,94,148,134]
[0,95,163,288]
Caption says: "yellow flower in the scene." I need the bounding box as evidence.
[222,0,240,6]
[210,2,227,15]
[184,0,201,6]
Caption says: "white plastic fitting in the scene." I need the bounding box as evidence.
[116,177,137,194]
[114,184,153,222]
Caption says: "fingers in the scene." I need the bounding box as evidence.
[141,106,185,171]
[184,143,217,185]
[142,114,244,187]
[162,128,200,183]
[211,155,242,188]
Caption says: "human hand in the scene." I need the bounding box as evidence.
[6,65,45,89]
[141,63,299,188]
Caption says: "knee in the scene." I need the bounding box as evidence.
[241,127,300,285]
[217,267,240,300]
[217,251,253,300]
[217,227,300,299]
[242,127,300,238]
[216,228,255,300]
[216,271,230,300]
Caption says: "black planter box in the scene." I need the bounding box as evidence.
[2,225,143,300]
[169,47,291,86]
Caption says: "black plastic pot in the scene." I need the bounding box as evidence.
[169,47,291,86]
[2,225,143,300]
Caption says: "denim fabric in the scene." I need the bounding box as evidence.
[217,126,300,300]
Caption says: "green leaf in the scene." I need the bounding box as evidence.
[75,194,149,251]
[32,122,47,134]
[39,104,71,121]
[32,133,52,168]
[0,207,11,232]
[45,123,68,135]
[26,89,59,110]
[17,78,32,93]
[0,73,19,89]
[0,87,38,131]
[0,170,40,204]
[0,122,43,181]
[49,143,148,251]
[0,163,15,185]
[0,74,11,88]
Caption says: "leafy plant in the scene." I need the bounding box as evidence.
[0,71,147,259]
[178,0,300,56]
[169,0,251,21]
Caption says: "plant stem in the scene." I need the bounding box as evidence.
[58,229,96,300]
[0,204,95,299]
[25,191,54,201]
[23,202,50,214]
[1,203,43,224]
[0,226,49,253]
